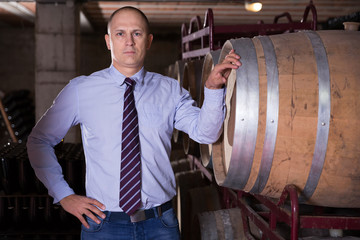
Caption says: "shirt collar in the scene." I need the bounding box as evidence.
[109,65,146,90]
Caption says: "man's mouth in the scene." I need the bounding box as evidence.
[124,51,136,55]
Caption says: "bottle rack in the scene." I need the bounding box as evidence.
[0,100,17,147]
[0,90,36,147]
[0,142,85,239]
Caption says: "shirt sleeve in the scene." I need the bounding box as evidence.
[174,86,225,144]
[27,81,80,203]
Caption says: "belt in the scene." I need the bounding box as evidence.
[106,200,172,223]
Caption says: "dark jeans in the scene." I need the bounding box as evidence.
[81,208,180,240]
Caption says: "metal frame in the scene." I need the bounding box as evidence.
[181,1,317,59]
[189,156,360,240]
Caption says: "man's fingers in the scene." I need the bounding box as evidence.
[83,209,101,225]
[72,209,91,229]
[223,50,241,66]
[78,214,90,229]
[224,57,241,66]
[75,200,104,229]
[215,62,239,75]
[205,50,241,89]
[87,203,106,219]
[223,70,231,79]
[86,198,106,219]
[87,198,106,211]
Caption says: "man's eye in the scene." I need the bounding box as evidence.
[134,32,141,37]
[116,32,123,36]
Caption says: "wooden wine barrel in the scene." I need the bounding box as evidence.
[199,50,221,168]
[182,59,204,156]
[171,158,191,174]
[175,170,207,239]
[188,185,222,240]
[195,208,245,240]
[212,30,360,208]
[174,60,187,90]
[173,60,187,144]
[170,146,187,162]
[188,185,221,216]
[166,63,175,78]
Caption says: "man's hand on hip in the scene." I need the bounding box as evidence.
[60,194,106,229]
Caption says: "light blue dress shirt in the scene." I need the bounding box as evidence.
[27,65,225,212]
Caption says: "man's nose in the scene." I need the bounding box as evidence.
[126,34,134,45]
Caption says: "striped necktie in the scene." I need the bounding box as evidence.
[119,77,141,215]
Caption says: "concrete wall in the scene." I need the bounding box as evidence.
[0,27,181,101]
[0,27,35,98]
[80,33,111,76]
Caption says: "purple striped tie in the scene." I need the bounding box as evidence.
[119,77,141,215]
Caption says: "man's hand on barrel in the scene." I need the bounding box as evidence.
[205,49,241,89]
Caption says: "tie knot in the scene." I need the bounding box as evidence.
[124,78,135,87]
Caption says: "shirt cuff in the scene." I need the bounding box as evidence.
[203,86,225,109]
[49,181,75,204]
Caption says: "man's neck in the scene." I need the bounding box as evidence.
[113,63,143,77]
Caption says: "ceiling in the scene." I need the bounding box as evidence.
[0,0,359,32]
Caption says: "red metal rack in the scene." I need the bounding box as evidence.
[188,155,360,240]
[181,1,317,60]
[180,2,360,238]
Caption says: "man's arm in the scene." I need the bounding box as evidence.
[27,81,105,228]
[174,50,241,144]
[27,82,80,202]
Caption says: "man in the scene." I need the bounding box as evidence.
[27,6,241,240]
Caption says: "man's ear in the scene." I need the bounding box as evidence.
[105,34,111,50]
[146,34,153,50]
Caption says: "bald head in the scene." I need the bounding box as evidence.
[107,6,151,34]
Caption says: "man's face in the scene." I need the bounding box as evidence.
[105,10,153,75]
